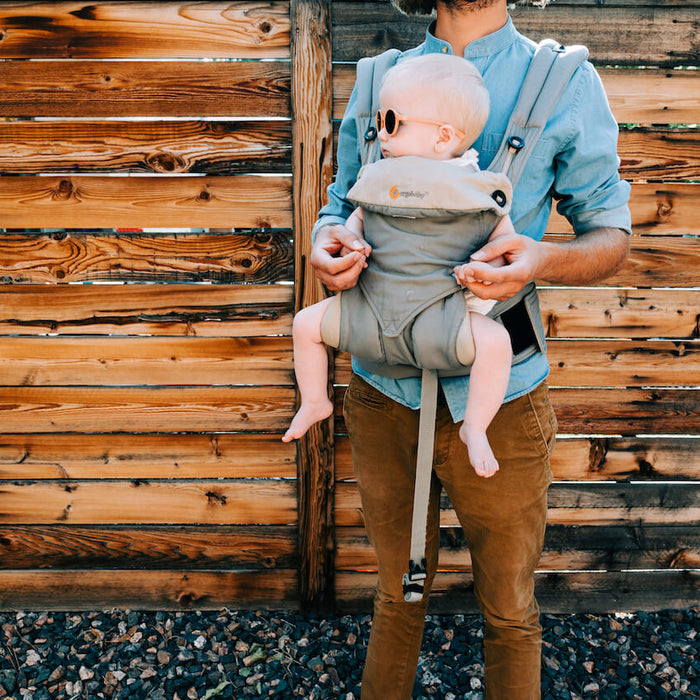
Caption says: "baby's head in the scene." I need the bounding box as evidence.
[377,53,489,160]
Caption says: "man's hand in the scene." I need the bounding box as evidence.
[457,226,630,301]
[458,231,542,301]
[310,223,371,291]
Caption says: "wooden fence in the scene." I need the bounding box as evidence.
[0,0,697,613]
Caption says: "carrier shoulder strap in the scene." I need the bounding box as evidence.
[490,39,589,188]
[355,49,401,167]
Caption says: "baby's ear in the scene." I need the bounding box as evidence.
[435,124,460,152]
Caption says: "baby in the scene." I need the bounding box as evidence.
[283,53,513,479]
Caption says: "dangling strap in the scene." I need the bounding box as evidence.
[402,368,438,602]
[401,39,588,604]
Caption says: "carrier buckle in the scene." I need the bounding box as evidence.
[402,558,427,602]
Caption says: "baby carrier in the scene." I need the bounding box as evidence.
[351,39,589,602]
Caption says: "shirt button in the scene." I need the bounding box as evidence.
[441,46,448,53]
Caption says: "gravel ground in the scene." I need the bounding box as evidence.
[1,608,698,699]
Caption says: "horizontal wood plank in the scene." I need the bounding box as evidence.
[330,3,700,67]
[335,570,700,614]
[542,234,700,288]
[333,66,700,126]
[0,121,291,175]
[335,524,700,572]
[335,481,700,528]
[0,433,296,480]
[551,387,700,435]
[0,175,292,229]
[0,480,297,525]
[0,60,290,118]
[0,1,290,59]
[539,288,699,340]
[549,183,700,237]
[0,336,293,386]
[618,128,700,181]
[0,284,293,337]
[335,340,700,388]
[335,436,700,483]
[0,231,293,284]
[0,569,298,611]
[0,386,295,433]
[546,339,700,387]
[0,524,297,570]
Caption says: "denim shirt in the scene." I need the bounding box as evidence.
[313,17,632,422]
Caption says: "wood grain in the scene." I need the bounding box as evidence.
[0,433,296,480]
[0,524,297,569]
[0,121,291,175]
[0,569,298,611]
[0,175,292,229]
[0,2,290,59]
[0,386,294,433]
[0,231,293,284]
[0,284,293,337]
[0,336,294,386]
[291,0,336,613]
[0,60,290,118]
[0,480,297,525]
[0,386,295,433]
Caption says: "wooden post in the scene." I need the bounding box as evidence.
[290,0,336,612]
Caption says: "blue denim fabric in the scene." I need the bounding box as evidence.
[313,17,632,422]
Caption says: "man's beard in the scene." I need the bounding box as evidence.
[440,0,501,10]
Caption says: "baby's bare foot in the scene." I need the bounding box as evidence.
[282,400,333,442]
[459,423,499,478]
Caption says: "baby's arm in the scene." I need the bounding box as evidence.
[338,207,370,259]
[454,215,512,286]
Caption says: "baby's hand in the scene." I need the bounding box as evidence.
[454,262,492,287]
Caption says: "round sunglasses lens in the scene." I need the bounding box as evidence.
[385,110,397,135]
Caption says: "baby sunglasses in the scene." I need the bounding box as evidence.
[376,108,465,139]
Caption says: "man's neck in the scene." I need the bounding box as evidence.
[433,1,508,56]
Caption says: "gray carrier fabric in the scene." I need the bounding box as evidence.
[351,40,589,603]
[337,157,511,373]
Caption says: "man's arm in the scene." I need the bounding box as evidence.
[460,227,630,301]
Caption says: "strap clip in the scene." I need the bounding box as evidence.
[402,558,427,602]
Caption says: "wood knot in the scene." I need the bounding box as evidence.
[198,188,211,202]
[56,180,73,199]
[656,200,672,219]
[206,491,227,506]
[147,152,186,173]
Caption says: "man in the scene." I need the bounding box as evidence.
[310,1,631,698]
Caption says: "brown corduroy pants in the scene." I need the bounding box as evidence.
[343,374,557,700]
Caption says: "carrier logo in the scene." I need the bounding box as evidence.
[389,185,427,200]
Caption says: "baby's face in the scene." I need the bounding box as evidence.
[377,86,454,160]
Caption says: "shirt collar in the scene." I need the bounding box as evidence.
[424,15,518,59]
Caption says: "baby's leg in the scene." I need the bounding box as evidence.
[282,297,336,442]
[458,312,512,477]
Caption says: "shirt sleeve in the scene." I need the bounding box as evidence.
[311,85,364,242]
[553,63,632,236]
